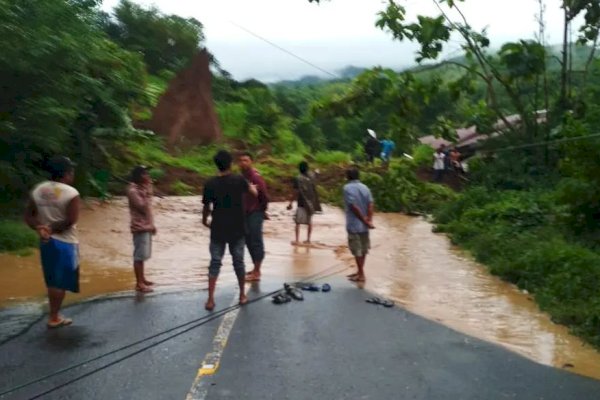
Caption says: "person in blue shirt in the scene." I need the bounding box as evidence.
[380,138,396,164]
[343,167,375,283]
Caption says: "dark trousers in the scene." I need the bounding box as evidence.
[245,211,265,264]
[209,236,245,278]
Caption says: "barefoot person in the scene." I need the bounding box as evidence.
[343,167,374,282]
[127,165,156,293]
[202,150,258,311]
[238,152,269,282]
[25,156,80,328]
[287,161,321,245]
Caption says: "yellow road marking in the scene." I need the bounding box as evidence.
[186,295,240,400]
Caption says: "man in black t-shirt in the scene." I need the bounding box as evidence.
[202,150,257,311]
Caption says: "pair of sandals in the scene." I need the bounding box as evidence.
[366,297,394,308]
[300,283,331,292]
[272,284,304,304]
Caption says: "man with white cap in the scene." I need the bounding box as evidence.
[364,129,381,164]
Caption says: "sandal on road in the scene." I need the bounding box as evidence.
[366,297,394,308]
[301,284,320,292]
[272,293,292,304]
[284,284,304,301]
[47,317,73,329]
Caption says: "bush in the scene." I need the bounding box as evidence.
[361,162,456,214]
[171,180,195,195]
[149,168,166,181]
[411,144,434,167]
[313,151,351,165]
[433,186,600,347]
[0,220,38,252]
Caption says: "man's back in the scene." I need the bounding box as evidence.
[343,180,373,234]
[31,181,79,243]
[203,174,248,241]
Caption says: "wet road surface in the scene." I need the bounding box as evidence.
[2,281,600,400]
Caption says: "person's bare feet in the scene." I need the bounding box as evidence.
[346,272,359,278]
[47,316,73,329]
[239,294,249,305]
[349,275,366,282]
[136,284,154,293]
[205,299,215,311]
[245,272,261,282]
[291,241,300,246]
[143,280,154,286]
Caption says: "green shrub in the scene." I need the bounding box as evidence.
[313,151,351,165]
[412,144,434,167]
[433,185,600,347]
[149,168,166,181]
[0,220,38,252]
[171,180,195,195]
[360,162,454,214]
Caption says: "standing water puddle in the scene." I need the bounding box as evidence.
[1,197,599,379]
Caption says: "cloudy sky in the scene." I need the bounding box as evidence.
[101,0,576,82]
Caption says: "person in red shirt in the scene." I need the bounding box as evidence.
[238,152,269,282]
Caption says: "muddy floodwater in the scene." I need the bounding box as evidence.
[2,197,600,379]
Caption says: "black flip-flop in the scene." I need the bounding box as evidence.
[284,283,304,301]
[272,293,292,304]
[381,299,394,308]
[301,284,320,292]
[366,297,394,308]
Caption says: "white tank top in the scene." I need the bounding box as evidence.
[31,181,80,244]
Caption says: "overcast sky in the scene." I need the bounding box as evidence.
[101,0,576,82]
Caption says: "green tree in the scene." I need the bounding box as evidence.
[102,0,204,74]
[0,0,147,201]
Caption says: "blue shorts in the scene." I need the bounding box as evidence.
[40,238,80,293]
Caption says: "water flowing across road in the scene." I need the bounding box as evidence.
[1,197,600,379]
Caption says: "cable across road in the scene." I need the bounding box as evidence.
[0,263,349,399]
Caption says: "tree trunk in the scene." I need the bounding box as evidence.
[560,6,569,112]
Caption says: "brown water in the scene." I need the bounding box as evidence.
[1,197,600,379]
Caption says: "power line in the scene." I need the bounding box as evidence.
[229,21,340,79]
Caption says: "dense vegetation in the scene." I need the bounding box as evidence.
[372,0,600,346]
[3,0,600,349]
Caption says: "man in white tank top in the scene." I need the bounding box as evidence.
[25,156,80,329]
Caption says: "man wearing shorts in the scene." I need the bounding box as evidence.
[343,167,374,283]
[287,161,321,245]
[202,150,258,311]
[127,165,156,293]
[25,156,80,329]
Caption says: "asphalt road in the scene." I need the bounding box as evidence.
[1,280,600,400]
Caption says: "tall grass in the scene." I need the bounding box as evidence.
[0,220,37,252]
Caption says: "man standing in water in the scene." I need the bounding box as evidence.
[203,150,258,311]
[287,161,321,245]
[343,167,374,283]
[25,156,80,328]
[238,152,269,282]
[127,165,156,293]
